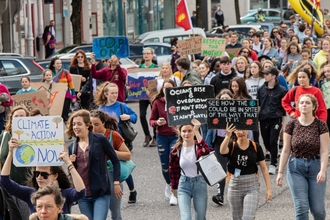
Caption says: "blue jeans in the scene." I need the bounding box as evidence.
[156,133,178,184]
[200,124,207,140]
[287,156,326,220]
[78,194,110,220]
[108,168,123,220]
[205,129,215,148]
[178,175,207,220]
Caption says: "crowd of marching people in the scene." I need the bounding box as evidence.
[0,14,329,220]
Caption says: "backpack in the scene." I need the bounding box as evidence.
[0,186,23,220]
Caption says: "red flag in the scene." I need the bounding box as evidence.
[175,0,192,31]
[309,0,321,8]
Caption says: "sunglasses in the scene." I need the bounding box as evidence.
[281,26,287,28]
[33,171,53,179]
[273,31,278,33]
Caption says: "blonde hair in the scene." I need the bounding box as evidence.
[94,82,118,106]
[319,64,330,81]
[234,56,248,72]
[158,63,173,78]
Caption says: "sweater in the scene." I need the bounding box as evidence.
[52,69,76,99]
[150,97,177,136]
[179,69,202,86]
[210,69,237,96]
[245,77,265,99]
[91,64,127,102]
[0,175,86,214]
[313,50,327,72]
[258,47,281,67]
[0,84,13,107]
[15,87,37,95]
[281,86,327,122]
[281,53,302,73]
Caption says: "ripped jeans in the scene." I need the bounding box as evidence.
[156,133,178,184]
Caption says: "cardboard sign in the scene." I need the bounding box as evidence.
[12,116,64,167]
[207,99,258,130]
[31,83,67,116]
[127,68,160,101]
[177,36,203,56]
[147,79,158,99]
[165,85,215,126]
[92,36,130,59]
[70,74,82,91]
[321,81,330,109]
[12,90,49,115]
[226,48,241,59]
[201,38,226,56]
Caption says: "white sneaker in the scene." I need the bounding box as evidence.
[269,165,276,175]
[169,194,178,206]
[165,184,171,199]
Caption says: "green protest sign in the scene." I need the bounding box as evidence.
[201,38,226,56]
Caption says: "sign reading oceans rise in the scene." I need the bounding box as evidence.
[12,116,64,167]
[201,38,226,56]
[165,86,215,126]
[177,36,203,56]
[92,36,130,59]
[207,99,259,130]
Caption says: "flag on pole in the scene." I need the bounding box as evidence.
[175,0,192,31]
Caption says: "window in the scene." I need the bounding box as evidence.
[148,45,171,56]
[0,60,27,76]
[268,10,280,17]
[144,38,160,43]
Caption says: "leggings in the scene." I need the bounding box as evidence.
[139,100,155,138]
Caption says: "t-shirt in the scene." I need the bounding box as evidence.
[284,118,328,157]
[224,141,264,175]
[104,129,125,150]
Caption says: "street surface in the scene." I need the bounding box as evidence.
[69,102,330,219]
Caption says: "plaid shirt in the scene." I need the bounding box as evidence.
[169,139,210,190]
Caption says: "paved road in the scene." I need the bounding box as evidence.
[69,102,330,219]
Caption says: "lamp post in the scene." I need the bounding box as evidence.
[26,0,34,56]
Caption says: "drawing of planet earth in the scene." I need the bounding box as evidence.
[15,145,35,165]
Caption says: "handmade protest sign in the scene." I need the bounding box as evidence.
[31,83,67,116]
[207,99,258,130]
[201,38,226,56]
[70,74,82,91]
[92,36,130,59]
[165,85,214,126]
[321,81,330,109]
[12,116,64,167]
[177,36,203,56]
[127,68,160,101]
[147,79,158,99]
[12,90,49,115]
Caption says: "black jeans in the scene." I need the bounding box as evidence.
[139,100,155,138]
[62,98,72,122]
[260,118,282,166]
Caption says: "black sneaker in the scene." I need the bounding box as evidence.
[265,153,270,161]
[212,194,223,206]
[128,191,137,204]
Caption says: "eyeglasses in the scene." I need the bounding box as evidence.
[77,56,84,58]
[281,26,287,28]
[143,53,152,55]
[33,171,53,179]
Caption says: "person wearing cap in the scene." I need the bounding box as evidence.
[257,67,287,175]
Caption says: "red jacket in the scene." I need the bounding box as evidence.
[282,86,327,122]
[169,139,210,190]
[91,64,127,102]
[149,97,177,136]
[0,84,13,107]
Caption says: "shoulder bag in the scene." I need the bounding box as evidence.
[119,103,138,143]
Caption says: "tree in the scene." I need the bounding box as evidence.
[71,0,82,44]
[13,130,24,140]
[52,117,63,129]
[234,0,241,24]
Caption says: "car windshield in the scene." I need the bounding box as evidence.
[50,46,77,58]
[244,10,257,16]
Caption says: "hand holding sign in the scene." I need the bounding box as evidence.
[8,137,20,153]
[191,118,201,131]
[59,143,71,166]
[90,53,96,65]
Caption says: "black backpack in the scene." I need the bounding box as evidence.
[0,186,23,220]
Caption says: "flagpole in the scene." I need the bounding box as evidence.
[183,0,196,61]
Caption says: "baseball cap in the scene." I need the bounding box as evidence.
[261,67,278,76]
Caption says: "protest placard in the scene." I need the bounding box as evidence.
[177,35,203,56]
[31,83,67,116]
[226,48,241,59]
[70,74,82,91]
[12,90,49,115]
[12,116,64,167]
[321,81,330,109]
[201,38,226,56]
[126,68,160,101]
[165,85,215,126]
[207,99,258,130]
[147,79,158,99]
[92,36,130,59]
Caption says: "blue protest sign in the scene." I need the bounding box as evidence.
[92,36,130,59]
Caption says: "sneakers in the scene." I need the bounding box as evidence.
[165,184,172,199]
[269,165,277,175]
[265,152,270,161]
[149,137,157,147]
[212,194,224,206]
[128,191,137,204]
[143,135,152,147]
[169,194,178,206]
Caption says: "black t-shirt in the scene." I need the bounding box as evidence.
[224,141,265,175]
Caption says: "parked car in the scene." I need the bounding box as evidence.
[0,53,44,95]
[240,9,283,24]
[49,44,92,59]
[247,21,291,32]
[206,24,264,36]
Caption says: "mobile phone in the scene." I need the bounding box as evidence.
[159,117,165,121]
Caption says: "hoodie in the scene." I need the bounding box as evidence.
[210,68,237,96]
[245,77,266,99]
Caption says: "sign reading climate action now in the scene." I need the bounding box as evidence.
[201,38,226,56]
[207,99,259,130]
[165,85,214,126]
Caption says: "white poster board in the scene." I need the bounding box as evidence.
[12,116,64,167]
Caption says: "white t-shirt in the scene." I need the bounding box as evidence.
[180,145,198,178]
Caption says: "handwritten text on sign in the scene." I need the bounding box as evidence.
[166,86,215,126]
[201,38,226,57]
[177,36,202,56]
[12,116,64,167]
[207,99,258,130]
[92,36,130,59]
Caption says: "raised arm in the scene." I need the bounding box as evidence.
[220,123,236,155]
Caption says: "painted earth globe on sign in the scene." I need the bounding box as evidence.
[15,145,35,165]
